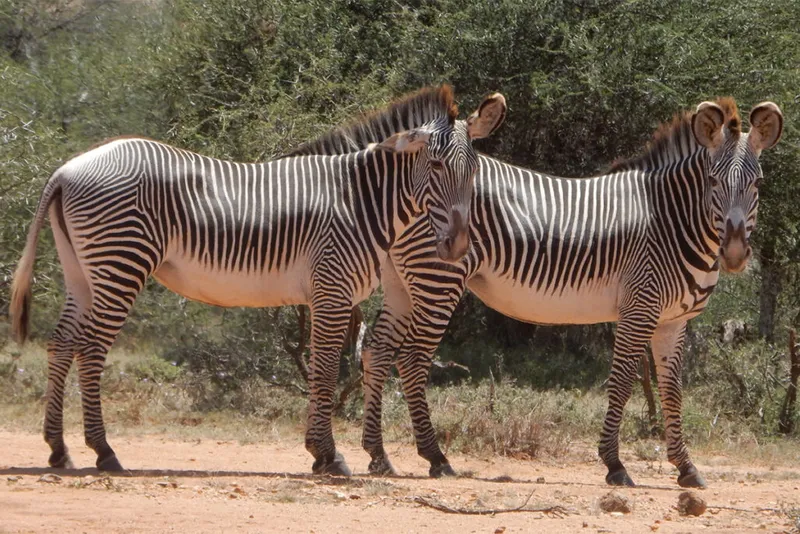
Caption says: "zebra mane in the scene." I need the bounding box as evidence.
[285,85,458,157]
[610,97,741,172]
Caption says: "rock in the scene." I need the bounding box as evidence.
[38,473,62,484]
[677,491,707,516]
[7,475,22,482]
[598,491,631,514]
[536,477,546,484]
[494,527,506,534]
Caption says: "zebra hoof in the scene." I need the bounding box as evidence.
[678,466,707,489]
[313,452,352,477]
[48,451,74,469]
[368,456,397,476]
[429,462,456,478]
[96,453,124,472]
[606,468,635,487]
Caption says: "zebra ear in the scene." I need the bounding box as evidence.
[467,93,506,140]
[748,102,783,154]
[692,102,725,150]
[376,128,432,153]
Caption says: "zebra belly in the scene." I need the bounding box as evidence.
[468,273,620,325]
[153,256,309,308]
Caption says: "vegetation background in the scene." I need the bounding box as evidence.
[1,0,799,456]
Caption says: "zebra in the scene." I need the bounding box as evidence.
[9,85,507,475]
[307,98,782,485]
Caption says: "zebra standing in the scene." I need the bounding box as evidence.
[352,99,781,486]
[9,86,507,475]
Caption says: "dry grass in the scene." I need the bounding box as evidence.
[1,342,799,470]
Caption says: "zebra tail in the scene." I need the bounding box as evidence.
[10,174,63,345]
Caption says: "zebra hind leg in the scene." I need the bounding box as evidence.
[43,294,87,469]
[74,269,148,471]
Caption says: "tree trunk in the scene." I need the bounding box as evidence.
[778,329,799,434]
[758,238,783,343]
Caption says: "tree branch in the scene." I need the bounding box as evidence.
[413,492,567,516]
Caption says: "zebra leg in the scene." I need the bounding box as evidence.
[305,299,353,476]
[600,314,658,487]
[74,266,148,471]
[395,343,454,477]
[362,259,412,475]
[43,295,86,469]
[651,321,705,488]
[393,267,467,477]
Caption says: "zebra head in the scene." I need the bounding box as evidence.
[376,92,507,262]
[692,99,783,273]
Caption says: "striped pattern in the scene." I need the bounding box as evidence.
[9,86,490,474]
[354,99,781,485]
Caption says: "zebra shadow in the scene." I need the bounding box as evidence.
[0,466,678,491]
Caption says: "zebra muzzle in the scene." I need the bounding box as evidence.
[719,216,751,273]
[435,209,470,263]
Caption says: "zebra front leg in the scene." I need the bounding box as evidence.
[362,344,398,475]
[651,321,705,488]
[395,347,454,477]
[305,301,353,476]
[362,258,413,475]
[599,314,658,487]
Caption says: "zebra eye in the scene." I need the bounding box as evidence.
[709,175,720,187]
[430,159,444,172]
[753,178,763,189]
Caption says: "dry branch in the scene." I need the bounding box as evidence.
[413,491,567,516]
[431,360,471,373]
[707,505,782,513]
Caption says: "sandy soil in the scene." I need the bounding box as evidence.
[1,429,799,533]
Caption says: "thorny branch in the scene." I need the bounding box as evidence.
[413,491,567,517]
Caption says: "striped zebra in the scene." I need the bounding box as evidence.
[9,86,507,475]
[356,98,783,486]
[297,98,783,484]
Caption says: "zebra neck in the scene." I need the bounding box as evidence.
[654,153,719,271]
[350,150,420,250]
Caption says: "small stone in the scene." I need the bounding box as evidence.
[599,491,631,514]
[232,487,246,495]
[7,475,22,482]
[229,492,238,499]
[536,477,546,484]
[650,524,660,531]
[38,473,62,484]
[494,528,506,534]
[349,494,361,500]
[677,491,707,517]
[582,522,588,528]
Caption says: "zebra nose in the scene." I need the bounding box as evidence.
[720,216,750,273]
[436,209,470,262]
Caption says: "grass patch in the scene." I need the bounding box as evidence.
[2,342,799,470]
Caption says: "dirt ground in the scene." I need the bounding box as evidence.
[1,429,799,533]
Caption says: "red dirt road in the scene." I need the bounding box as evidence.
[1,430,798,533]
